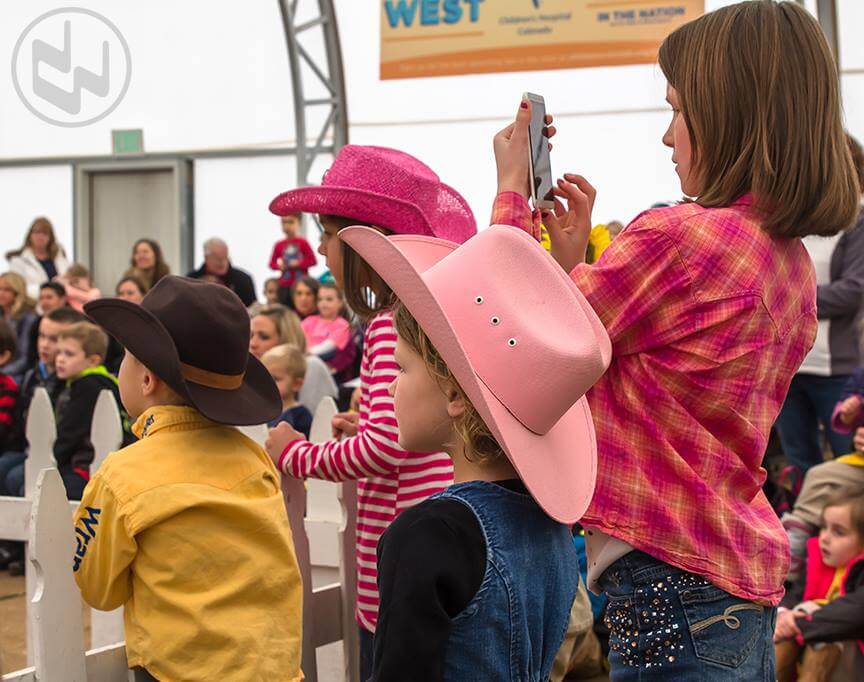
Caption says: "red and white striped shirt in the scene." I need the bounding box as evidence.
[278,313,453,631]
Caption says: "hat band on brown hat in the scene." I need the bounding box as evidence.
[179,362,245,390]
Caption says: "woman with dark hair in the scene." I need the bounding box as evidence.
[5,217,69,300]
[124,239,170,291]
[286,276,320,318]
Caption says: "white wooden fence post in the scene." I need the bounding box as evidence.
[23,388,56,667]
[338,481,359,682]
[242,400,359,682]
[28,468,87,681]
[284,475,315,681]
[89,390,126,648]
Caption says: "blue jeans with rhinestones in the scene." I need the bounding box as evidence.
[598,551,777,680]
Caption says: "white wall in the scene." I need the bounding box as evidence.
[1,0,862,301]
[0,165,73,265]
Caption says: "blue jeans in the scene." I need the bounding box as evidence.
[0,452,26,496]
[599,551,776,681]
[775,373,853,473]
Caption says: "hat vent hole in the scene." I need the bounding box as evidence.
[508,338,517,347]
[475,296,484,304]
[491,316,501,326]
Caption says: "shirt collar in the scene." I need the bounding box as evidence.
[132,405,214,439]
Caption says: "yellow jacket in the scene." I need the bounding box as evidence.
[73,405,303,682]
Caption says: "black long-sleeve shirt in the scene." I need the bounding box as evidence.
[370,480,528,682]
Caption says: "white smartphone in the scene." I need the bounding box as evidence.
[524,92,554,211]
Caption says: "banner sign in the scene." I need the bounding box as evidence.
[381,1,704,80]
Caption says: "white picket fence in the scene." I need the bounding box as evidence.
[0,389,359,681]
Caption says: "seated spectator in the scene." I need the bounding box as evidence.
[31,282,70,366]
[250,304,336,412]
[38,282,67,314]
[0,320,20,572]
[0,271,38,385]
[124,239,170,291]
[775,487,864,681]
[5,217,69,300]
[0,321,19,455]
[57,263,101,312]
[290,276,320,319]
[102,276,149,373]
[115,275,148,304]
[270,213,317,304]
[187,238,256,307]
[261,344,313,438]
[302,283,356,376]
[264,277,280,305]
[780,371,864,583]
[52,322,132,500]
[0,307,85,574]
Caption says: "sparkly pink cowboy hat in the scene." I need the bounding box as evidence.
[269,145,476,243]
[340,225,612,523]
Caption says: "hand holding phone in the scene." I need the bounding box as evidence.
[524,92,554,211]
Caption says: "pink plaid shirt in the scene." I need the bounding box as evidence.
[492,192,817,605]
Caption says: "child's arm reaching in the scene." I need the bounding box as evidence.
[796,587,864,645]
[267,316,426,482]
[830,370,864,433]
[72,471,137,611]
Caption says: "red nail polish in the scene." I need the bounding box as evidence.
[520,101,528,109]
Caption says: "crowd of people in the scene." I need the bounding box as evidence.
[1,2,864,680]
[0,208,364,575]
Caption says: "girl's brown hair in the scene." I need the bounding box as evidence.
[127,239,171,289]
[393,302,502,463]
[658,1,859,237]
[822,487,864,541]
[5,217,62,261]
[323,216,395,321]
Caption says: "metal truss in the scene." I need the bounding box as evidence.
[278,0,349,188]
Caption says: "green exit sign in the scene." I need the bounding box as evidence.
[112,129,144,155]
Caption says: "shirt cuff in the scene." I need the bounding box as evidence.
[490,192,541,242]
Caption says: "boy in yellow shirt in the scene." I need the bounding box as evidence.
[73,276,303,682]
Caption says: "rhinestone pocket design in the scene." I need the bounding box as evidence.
[605,571,709,669]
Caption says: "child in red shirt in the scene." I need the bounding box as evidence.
[269,212,317,302]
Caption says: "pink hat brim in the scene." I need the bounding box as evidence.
[270,186,432,237]
[340,226,597,523]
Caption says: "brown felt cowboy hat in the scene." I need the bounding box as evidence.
[84,276,281,426]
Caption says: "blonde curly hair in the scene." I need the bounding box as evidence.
[393,302,502,463]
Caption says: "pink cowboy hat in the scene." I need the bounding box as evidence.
[340,225,612,523]
[269,145,476,243]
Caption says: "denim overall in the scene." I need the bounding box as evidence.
[436,481,580,681]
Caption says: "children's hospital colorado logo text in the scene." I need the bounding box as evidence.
[11,7,131,128]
